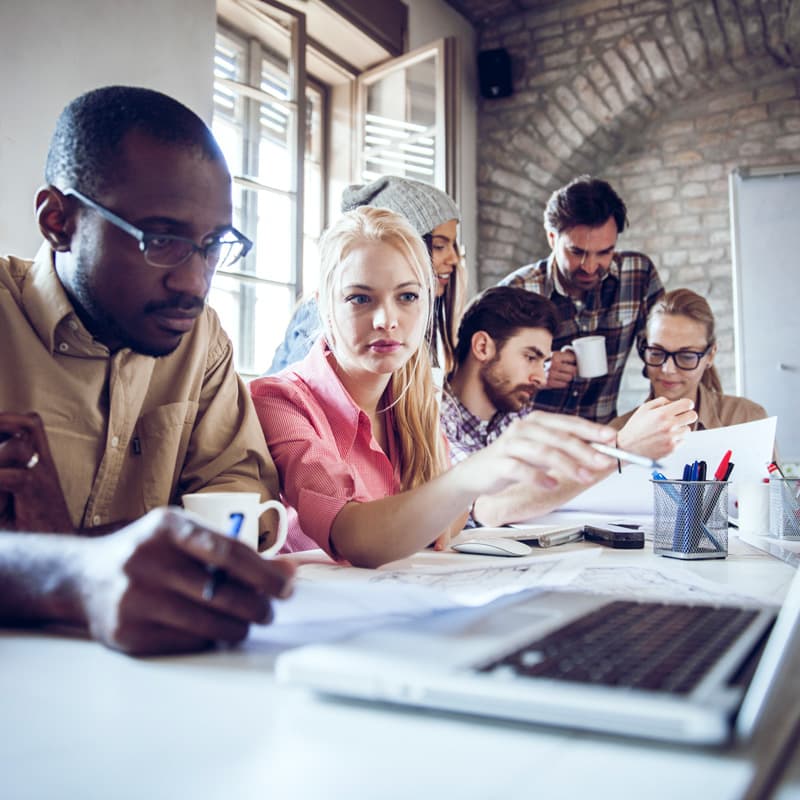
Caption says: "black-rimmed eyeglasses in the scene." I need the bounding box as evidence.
[638,342,711,371]
[64,188,252,270]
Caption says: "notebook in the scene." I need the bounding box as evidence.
[275,566,800,745]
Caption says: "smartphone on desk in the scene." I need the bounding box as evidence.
[466,526,584,549]
[511,526,584,548]
[583,524,644,549]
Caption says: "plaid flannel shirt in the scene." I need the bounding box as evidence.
[440,389,517,528]
[440,388,516,463]
[498,251,664,423]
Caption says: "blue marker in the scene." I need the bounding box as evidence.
[202,512,245,601]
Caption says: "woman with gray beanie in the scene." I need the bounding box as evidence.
[266,175,463,375]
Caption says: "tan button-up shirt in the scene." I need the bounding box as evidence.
[611,381,768,431]
[1,245,279,533]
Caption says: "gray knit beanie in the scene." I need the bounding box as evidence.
[340,176,460,237]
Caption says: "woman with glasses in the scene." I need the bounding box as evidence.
[612,288,767,431]
[250,207,617,567]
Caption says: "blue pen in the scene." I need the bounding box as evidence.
[652,470,680,501]
[202,512,245,602]
[684,461,704,552]
[672,464,693,551]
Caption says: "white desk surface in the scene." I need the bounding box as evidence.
[2,534,799,800]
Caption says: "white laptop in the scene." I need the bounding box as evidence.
[275,567,800,745]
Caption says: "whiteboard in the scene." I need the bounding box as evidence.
[730,166,800,462]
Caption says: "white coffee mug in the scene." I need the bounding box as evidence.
[181,492,288,556]
[561,335,608,379]
[736,480,770,535]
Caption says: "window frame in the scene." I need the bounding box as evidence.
[212,3,311,377]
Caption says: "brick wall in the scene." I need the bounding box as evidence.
[473,0,800,413]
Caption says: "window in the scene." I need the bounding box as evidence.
[211,8,324,378]
[356,39,457,194]
[211,1,457,377]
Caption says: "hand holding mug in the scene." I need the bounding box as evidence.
[545,350,579,389]
[560,335,608,380]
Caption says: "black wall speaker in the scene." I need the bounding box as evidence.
[478,48,512,99]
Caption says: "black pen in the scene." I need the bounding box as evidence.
[202,512,245,602]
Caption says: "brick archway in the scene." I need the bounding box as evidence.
[476,0,800,280]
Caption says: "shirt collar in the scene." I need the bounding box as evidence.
[547,251,621,299]
[298,338,393,458]
[23,244,109,356]
[442,383,507,432]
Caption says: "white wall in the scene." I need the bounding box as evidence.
[406,0,478,292]
[0,0,216,256]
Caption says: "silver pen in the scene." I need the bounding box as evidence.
[591,442,664,470]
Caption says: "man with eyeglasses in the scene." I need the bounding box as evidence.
[0,86,294,655]
[498,176,664,423]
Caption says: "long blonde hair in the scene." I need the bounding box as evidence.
[317,206,450,490]
[647,288,723,393]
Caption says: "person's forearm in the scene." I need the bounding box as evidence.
[331,469,475,568]
[0,534,86,627]
[472,466,617,527]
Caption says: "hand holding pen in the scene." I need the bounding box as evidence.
[63,508,295,656]
[203,512,245,601]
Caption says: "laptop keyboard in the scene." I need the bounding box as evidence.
[478,600,759,694]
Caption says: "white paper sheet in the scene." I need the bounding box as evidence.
[559,416,777,514]
[251,548,602,646]
[271,547,601,625]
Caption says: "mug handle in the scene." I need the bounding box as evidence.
[256,499,289,557]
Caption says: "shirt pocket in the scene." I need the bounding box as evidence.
[134,401,199,509]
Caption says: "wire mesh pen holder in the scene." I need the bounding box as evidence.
[651,480,728,560]
[769,478,800,539]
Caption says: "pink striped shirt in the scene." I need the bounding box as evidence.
[249,339,401,557]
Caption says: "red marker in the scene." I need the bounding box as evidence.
[768,461,786,479]
[714,450,732,482]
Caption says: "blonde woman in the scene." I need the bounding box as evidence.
[266,176,464,376]
[613,288,767,431]
[250,208,617,568]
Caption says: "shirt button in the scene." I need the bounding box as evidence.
[68,320,79,331]
[58,342,69,352]
[111,435,120,447]
[92,515,101,525]
[573,390,579,396]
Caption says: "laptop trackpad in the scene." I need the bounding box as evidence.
[460,607,555,639]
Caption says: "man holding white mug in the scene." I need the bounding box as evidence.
[499,176,664,423]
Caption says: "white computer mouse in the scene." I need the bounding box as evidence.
[451,537,532,557]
